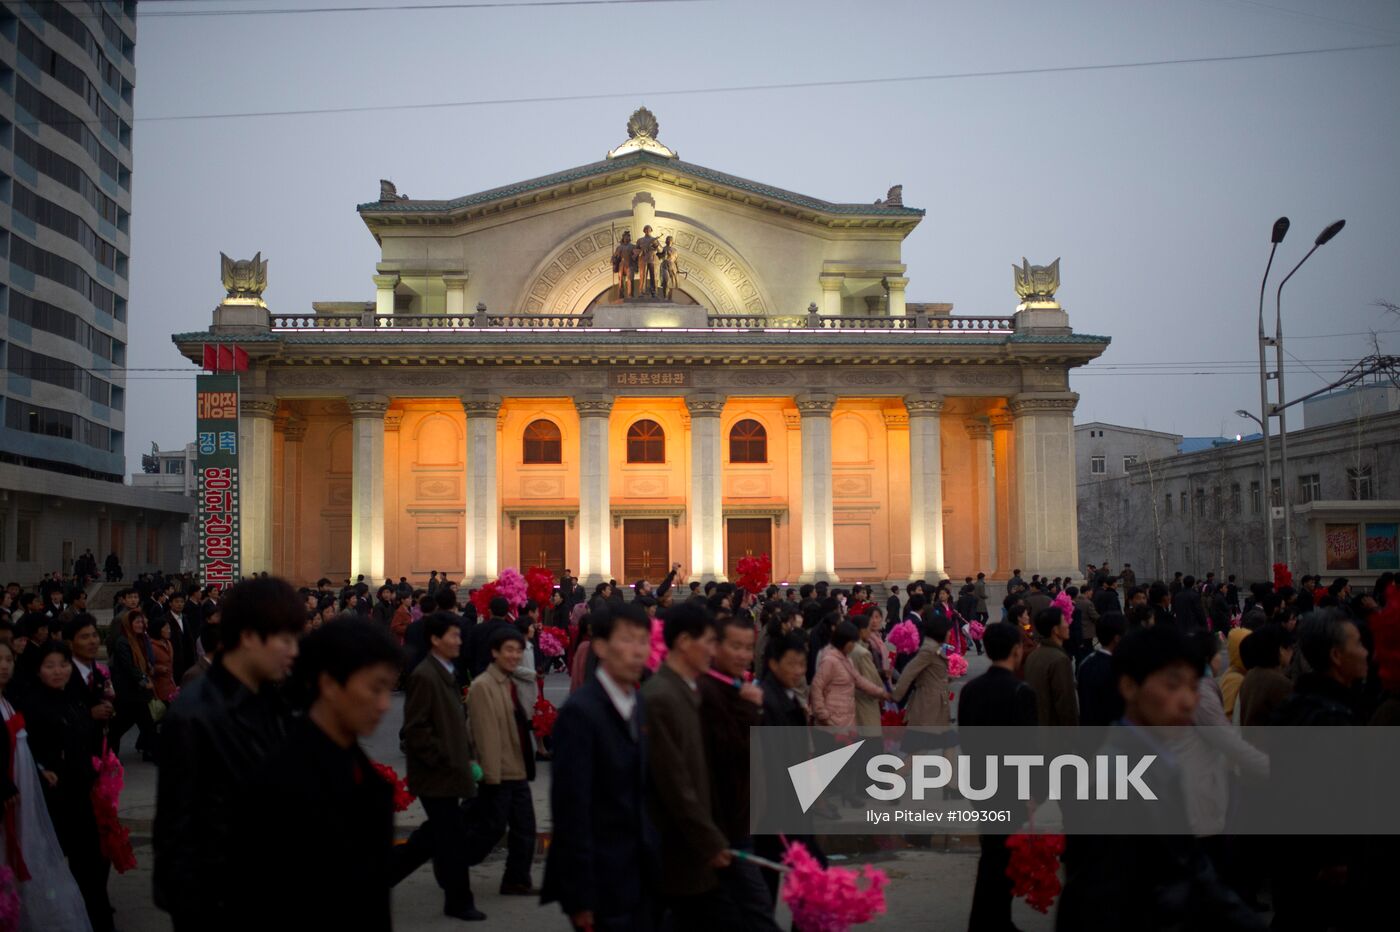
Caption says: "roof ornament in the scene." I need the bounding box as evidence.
[608,106,678,160]
[1013,257,1061,309]
[379,179,409,202]
[873,185,903,207]
[220,252,268,305]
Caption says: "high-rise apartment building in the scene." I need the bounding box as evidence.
[1,3,189,581]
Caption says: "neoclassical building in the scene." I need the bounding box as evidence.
[174,111,1107,587]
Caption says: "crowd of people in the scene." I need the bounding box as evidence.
[0,559,1394,930]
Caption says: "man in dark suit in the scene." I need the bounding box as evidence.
[1171,575,1208,631]
[958,622,1037,932]
[393,611,483,921]
[465,595,515,678]
[1077,612,1126,726]
[641,602,741,928]
[543,605,658,930]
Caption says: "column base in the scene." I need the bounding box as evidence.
[796,571,841,584]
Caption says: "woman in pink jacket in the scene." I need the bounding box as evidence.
[810,620,890,727]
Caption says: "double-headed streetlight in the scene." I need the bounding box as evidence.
[1256,217,1346,572]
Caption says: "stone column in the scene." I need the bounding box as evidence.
[462,394,500,587]
[990,410,1017,575]
[966,420,997,575]
[239,397,278,575]
[348,395,389,583]
[686,395,726,580]
[576,397,613,587]
[883,276,909,317]
[279,417,306,581]
[373,272,399,318]
[443,272,469,316]
[797,394,838,583]
[906,395,946,581]
[820,274,844,316]
[1010,393,1079,575]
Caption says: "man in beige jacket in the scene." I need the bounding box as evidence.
[465,626,538,896]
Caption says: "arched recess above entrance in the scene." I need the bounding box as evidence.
[516,213,771,316]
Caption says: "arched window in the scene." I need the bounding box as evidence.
[522,419,562,464]
[728,418,767,463]
[626,419,665,464]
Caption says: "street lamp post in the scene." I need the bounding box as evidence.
[1257,218,1289,573]
[1273,219,1346,569]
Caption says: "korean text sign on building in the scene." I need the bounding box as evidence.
[196,374,241,587]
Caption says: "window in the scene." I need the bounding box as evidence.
[1195,488,1205,517]
[1230,483,1241,515]
[1180,491,1187,514]
[1270,478,1281,507]
[626,419,665,464]
[1298,473,1321,504]
[1348,466,1374,501]
[1090,455,1106,475]
[164,459,185,475]
[1165,494,1173,517]
[1123,455,1138,472]
[728,419,767,463]
[1250,481,1261,515]
[522,419,562,464]
[16,518,34,563]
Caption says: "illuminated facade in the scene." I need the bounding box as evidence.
[173,113,1108,587]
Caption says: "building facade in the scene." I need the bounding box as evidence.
[1077,384,1400,586]
[1,3,189,582]
[175,112,1108,587]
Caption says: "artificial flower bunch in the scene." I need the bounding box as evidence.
[532,694,558,740]
[371,761,416,813]
[1005,832,1066,913]
[735,552,772,593]
[887,620,920,655]
[91,746,136,873]
[780,838,888,932]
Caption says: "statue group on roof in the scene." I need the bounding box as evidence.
[612,225,681,302]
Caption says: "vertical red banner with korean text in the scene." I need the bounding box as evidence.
[196,374,241,588]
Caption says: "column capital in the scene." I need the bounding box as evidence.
[819,273,844,292]
[371,273,399,289]
[460,393,501,418]
[276,414,307,441]
[685,394,726,417]
[882,410,909,430]
[1009,392,1079,416]
[882,276,910,291]
[240,397,279,419]
[384,410,405,432]
[989,409,1016,431]
[347,395,390,418]
[575,396,615,418]
[442,271,469,288]
[965,420,991,441]
[904,393,945,416]
[795,393,836,417]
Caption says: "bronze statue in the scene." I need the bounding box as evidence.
[613,231,635,299]
[635,224,661,297]
[659,235,680,301]
[220,252,268,301]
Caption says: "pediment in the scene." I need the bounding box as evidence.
[359,151,924,239]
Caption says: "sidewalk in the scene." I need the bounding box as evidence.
[108,668,1054,931]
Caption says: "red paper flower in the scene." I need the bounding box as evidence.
[525,566,556,612]
[780,838,888,932]
[735,553,772,593]
[470,580,503,617]
[1005,832,1065,913]
[532,694,558,740]
[1272,562,1294,592]
[371,761,416,813]
[880,707,907,727]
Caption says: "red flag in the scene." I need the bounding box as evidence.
[233,345,249,372]
[202,344,217,372]
[217,344,235,372]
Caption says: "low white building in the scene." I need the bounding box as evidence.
[130,443,198,572]
[1077,383,1400,586]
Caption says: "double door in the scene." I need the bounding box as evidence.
[623,519,669,583]
[726,518,772,580]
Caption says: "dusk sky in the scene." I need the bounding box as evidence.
[123,0,1400,466]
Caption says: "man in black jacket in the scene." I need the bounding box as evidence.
[1076,612,1126,726]
[242,620,401,932]
[1171,575,1208,631]
[543,604,659,930]
[958,622,1037,932]
[154,577,304,932]
[465,595,516,678]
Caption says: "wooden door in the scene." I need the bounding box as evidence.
[623,519,669,583]
[727,518,772,580]
[519,520,566,578]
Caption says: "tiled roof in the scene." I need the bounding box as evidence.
[174,330,1109,347]
[356,151,926,218]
